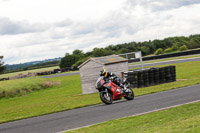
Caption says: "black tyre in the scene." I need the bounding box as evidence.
[124,88,134,100]
[100,91,113,105]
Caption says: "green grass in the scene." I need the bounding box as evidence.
[67,101,200,133]
[0,77,60,99]
[0,66,59,79]
[0,61,200,123]
[129,54,200,65]
[0,75,100,123]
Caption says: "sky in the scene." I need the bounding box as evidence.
[0,0,200,64]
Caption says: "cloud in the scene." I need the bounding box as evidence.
[0,17,74,35]
[132,12,200,42]
[54,19,73,27]
[126,0,200,12]
[1,0,200,64]
[0,0,11,1]
[0,17,49,35]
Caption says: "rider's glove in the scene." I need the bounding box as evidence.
[110,77,114,81]
[120,83,124,88]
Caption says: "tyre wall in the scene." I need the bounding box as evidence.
[124,66,176,88]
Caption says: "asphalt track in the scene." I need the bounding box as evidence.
[43,72,80,78]
[0,84,200,133]
[43,57,200,78]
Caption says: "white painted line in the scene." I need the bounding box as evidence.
[57,99,200,133]
[128,99,200,117]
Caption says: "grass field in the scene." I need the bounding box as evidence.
[0,77,60,99]
[0,66,59,79]
[0,61,200,123]
[129,54,200,65]
[67,101,200,133]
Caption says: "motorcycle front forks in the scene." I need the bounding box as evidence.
[105,89,109,97]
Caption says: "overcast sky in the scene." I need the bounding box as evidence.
[1,0,200,64]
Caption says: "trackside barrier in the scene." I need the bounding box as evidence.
[129,49,200,63]
[124,66,176,88]
[0,78,9,81]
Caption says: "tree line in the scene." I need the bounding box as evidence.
[1,34,200,74]
[59,34,200,68]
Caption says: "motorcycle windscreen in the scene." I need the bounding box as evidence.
[96,76,105,89]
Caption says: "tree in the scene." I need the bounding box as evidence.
[92,48,112,57]
[154,48,164,55]
[141,46,150,55]
[59,53,78,68]
[72,49,84,64]
[152,39,168,50]
[118,48,130,54]
[0,56,6,73]
[180,45,188,51]
[171,43,179,51]
[72,49,84,57]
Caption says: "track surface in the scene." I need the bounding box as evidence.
[43,72,80,78]
[0,84,200,133]
[43,57,200,78]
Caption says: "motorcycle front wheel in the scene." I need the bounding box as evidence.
[100,91,113,105]
[124,88,134,100]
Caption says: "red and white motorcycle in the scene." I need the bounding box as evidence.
[96,75,134,104]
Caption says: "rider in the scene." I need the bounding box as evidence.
[100,68,127,93]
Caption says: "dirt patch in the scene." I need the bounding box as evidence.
[40,81,61,88]
[176,79,188,81]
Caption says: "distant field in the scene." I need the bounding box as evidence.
[0,66,59,79]
[0,61,200,123]
[67,102,200,133]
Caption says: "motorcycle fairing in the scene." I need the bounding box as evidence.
[110,82,123,100]
[103,82,112,89]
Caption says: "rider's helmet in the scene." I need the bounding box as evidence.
[100,67,108,78]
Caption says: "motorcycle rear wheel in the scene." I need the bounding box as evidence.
[124,88,134,100]
[100,91,113,105]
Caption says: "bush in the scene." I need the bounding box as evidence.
[180,45,188,51]
[164,48,173,53]
[154,48,164,55]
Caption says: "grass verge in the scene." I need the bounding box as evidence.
[0,61,200,123]
[0,77,60,99]
[67,101,200,133]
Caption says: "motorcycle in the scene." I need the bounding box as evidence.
[96,76,134,104]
